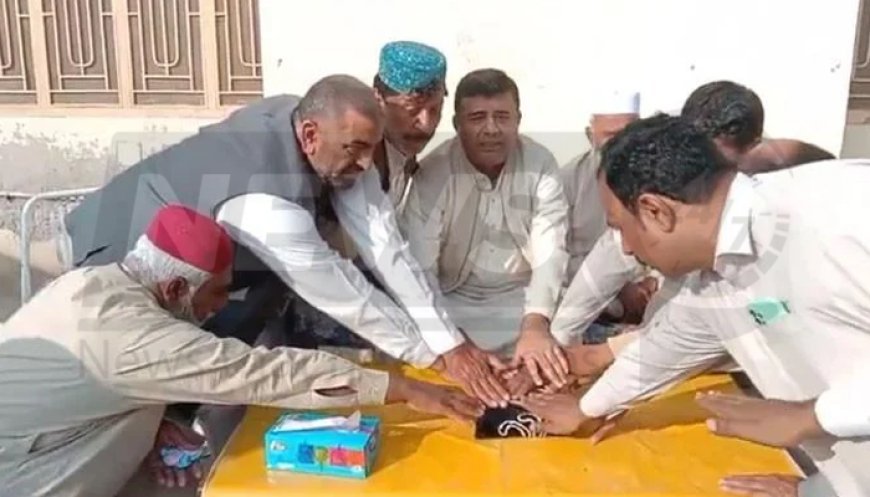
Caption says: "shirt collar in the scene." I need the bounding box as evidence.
[713,172,757,274]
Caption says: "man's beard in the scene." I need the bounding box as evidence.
[170,292,208,326]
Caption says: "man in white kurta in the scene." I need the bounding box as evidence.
[525,115,870,497]
[557,90,657,333]
[402,69,569,384]
[0,206,481,497]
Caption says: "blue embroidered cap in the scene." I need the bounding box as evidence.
[378,41,446,93]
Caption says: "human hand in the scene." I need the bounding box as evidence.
[146,418,207,489]
[513,315,570,388]
[440,342,510,408]
[388,374,484,422]
[517,391,590,435]
[564,343,614,382]
[696,392,825,448]
[720,474,802,496]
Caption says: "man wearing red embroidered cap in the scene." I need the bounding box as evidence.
[0,205,483,497]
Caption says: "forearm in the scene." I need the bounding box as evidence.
[216,193,438,366]
[551,230,643,345]
[102,323,391,409]
[335,170,465,356]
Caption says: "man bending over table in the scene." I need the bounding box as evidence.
[0,205,482,497]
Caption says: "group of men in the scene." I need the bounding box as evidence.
[0,38,866,497]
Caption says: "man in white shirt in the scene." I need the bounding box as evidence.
[64,74,510,408]
[402,69,571,387]
[557,90,657,335]
[522,114,870,497]
[552,81,768,346]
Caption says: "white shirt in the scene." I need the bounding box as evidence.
[580,163,870,496]
[215,167,466,367]
[550,229,645,344]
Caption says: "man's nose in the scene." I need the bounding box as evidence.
[357,150,376,171]
[416,109,439,134]
[482,116,500,134]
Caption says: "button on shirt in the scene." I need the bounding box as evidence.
[216,167,466,368]
[580,162,870,497]
[457,169,530,298]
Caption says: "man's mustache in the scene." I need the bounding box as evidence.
[404,132,434,142]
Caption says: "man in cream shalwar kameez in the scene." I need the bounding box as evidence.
[402,70,568,361]
[0,206,479,497]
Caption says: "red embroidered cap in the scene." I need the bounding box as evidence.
[145,204,234,273]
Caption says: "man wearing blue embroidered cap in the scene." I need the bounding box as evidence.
[373,40,448,212]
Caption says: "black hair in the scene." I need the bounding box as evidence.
[295,74,381,123]
[681,80,764,150]
[600,114,732,210]
[453,69,520,113]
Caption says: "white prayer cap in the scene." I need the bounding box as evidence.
[590,89,641,116]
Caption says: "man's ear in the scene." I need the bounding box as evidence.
[585,126,593,146]
[636,193,677,233]
[162,277,189,303]
[374,89,387,108]
[299,120,319,154]
[452,114,459,131]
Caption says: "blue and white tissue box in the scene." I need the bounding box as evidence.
[264,411,380,479]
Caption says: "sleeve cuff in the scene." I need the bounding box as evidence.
[418,329,464,360]
[814,387,870,438]
[579,385,616,418]
[354,369,391,405]
[523,305,555,321]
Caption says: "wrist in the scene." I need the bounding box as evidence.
[385,373,411,404]
[568,343,614,375]
[797,399,827,441]
[520,313,551,336]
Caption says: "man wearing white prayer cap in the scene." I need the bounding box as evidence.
[556,89,657,343]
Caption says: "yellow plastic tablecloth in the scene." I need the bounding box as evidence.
[202,370,798,497]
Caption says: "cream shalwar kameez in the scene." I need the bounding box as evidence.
[0,264,389,497]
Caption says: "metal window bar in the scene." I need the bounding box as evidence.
[16,187,98,304]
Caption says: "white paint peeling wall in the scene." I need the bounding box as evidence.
[0,117,215,193]
[260,0,859,161]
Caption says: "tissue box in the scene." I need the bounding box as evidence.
[264,412,380,479]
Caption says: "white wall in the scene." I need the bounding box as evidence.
[260,0,860,162]
[0,116,214,193]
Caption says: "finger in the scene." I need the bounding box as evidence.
[696,393,757,421]
[469,380,500,408]
[192,462,204,481]
[445,398,480,422]
[525,357,544,386]
[590,412,626,445]
[707,417,778,446]
[719,476,781,495]
[484,372,511,405]
[174,468,188,488]
[161,467,175,488]
[553,347,571,378]
[487,353,510,372]
[545,349,569,385]
[537,353,565,387]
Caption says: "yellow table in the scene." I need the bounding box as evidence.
[203,372,798,497]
